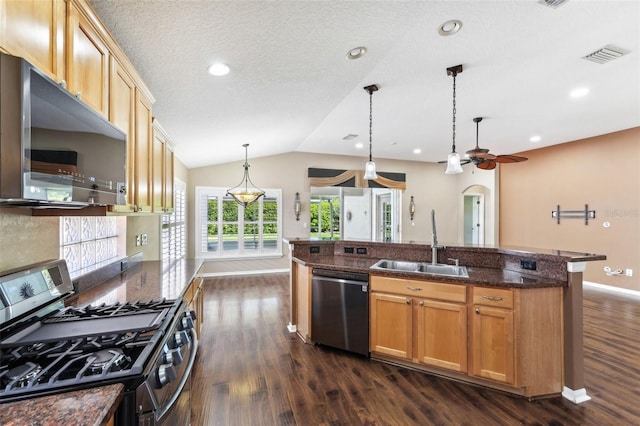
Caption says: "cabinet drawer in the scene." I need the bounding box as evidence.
[370,276,466,303]
[472,286,513,309]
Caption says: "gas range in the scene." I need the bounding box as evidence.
[0,259,197,425]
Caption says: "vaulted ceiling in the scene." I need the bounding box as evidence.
[89,0,640,169]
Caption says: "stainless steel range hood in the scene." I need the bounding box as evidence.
[0,53,126,210]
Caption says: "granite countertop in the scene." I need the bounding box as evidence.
[74,258,203,305]
[293,255,566,289]
[0,383,123,426]
[0,259,203,424]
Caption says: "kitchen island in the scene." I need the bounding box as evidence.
[285,238,605,401]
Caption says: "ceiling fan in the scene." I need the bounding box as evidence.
[464,117,528,170]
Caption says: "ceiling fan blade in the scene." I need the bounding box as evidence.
[494,154,528,163]
[476,160,497,170]
[437,159,471,165]
[470,152,496,160]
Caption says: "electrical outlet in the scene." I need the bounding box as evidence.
[626,269,633,277]
[520,260,537,271]
[141,234,148,246]
[135,235,141,247]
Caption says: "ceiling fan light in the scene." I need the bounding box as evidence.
[364,160,378,180]
[445,152,463,174]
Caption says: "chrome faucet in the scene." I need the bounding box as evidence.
[431,209,444,265]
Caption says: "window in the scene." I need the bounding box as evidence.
[195,186,282,258]
[60,216,125,274]
[162,179,186,260]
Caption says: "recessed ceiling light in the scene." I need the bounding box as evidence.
[529,135,542,143]
[570,87,589,98]
[438,20,463,36]
[413,148,422,154]
[355,142,364,149]
[346,47,367,60]
[208,63,230,76]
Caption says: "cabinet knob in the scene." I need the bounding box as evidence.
[406,298,411,304]
[419,301,424,307]
[475,308,480,315]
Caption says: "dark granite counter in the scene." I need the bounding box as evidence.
[0,383,123,426]
[292,254,566,289]
[74,258,203,305]
[0,258,203,425]
[285,239,605,289]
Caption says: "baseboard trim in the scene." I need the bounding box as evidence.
[562,387,591,404]
[583,281,640,299]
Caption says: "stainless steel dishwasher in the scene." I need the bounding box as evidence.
[311,268,369,356]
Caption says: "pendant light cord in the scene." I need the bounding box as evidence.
[369,88,373,162]
[451,71,457,153]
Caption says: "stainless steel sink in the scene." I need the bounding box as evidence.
[371,259,469,278]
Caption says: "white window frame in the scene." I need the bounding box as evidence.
[161,179,186,261]
[194,186,283,259]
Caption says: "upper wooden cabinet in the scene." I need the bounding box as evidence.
[108,57,136,211]
[134,90,153,212]
[0,0,66,82]
[65,0,109,116]
[152,120,175,214]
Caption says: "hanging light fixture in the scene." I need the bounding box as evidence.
[445,64,464,174]
[226,143,265,206]
[363,84,379,180]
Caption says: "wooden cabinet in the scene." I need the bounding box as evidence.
[66,0,109,116]
[292,263,312,342]
[133,89,153,212]
[370,292,412,359]
[185,277,205,338]
[0,0,66,82]
[108,57,136,211]
[470,287,514,384]
[152,120,175,214]
[370,276,467,372]
[417,298,467,373]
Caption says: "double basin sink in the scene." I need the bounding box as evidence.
[370,259,469,278]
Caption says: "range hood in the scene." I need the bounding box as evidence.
[0,53,126,210]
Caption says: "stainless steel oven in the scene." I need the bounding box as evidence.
[0,259,197,425]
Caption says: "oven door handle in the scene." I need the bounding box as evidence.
[155,328,198,422]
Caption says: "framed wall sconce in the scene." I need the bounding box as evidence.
[294,192,302,221]
[409,196,416,221]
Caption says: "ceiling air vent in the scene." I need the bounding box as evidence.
[583,45,629,64]
[538,0,569,8]
[342,134,358,140]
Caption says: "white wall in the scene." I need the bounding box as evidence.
[187,151,498,258]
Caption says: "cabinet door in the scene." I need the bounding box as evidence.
[416,299,467,372]
[134,90,153,212]
[108,57,135,211]
[470,305,514,384]
[152,130,165,213]
[369,292,412,359]
[0,0,65,81]
[66,1,109,116]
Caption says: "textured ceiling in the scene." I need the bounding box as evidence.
[89,0,640,169]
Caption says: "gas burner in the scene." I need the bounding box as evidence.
[88,349,131,375]
[5,362,42,388]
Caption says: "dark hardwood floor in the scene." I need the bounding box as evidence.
[191,273,640,425]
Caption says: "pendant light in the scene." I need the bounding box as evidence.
[363,84,379,180]
[445,65,464,174]
[226,143,265,206]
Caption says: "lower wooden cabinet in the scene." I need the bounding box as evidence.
[370,276,467,373]
[417,298,467,373]
[369,275,563,398]
[185,277,205,338]
[370,292,412,359]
